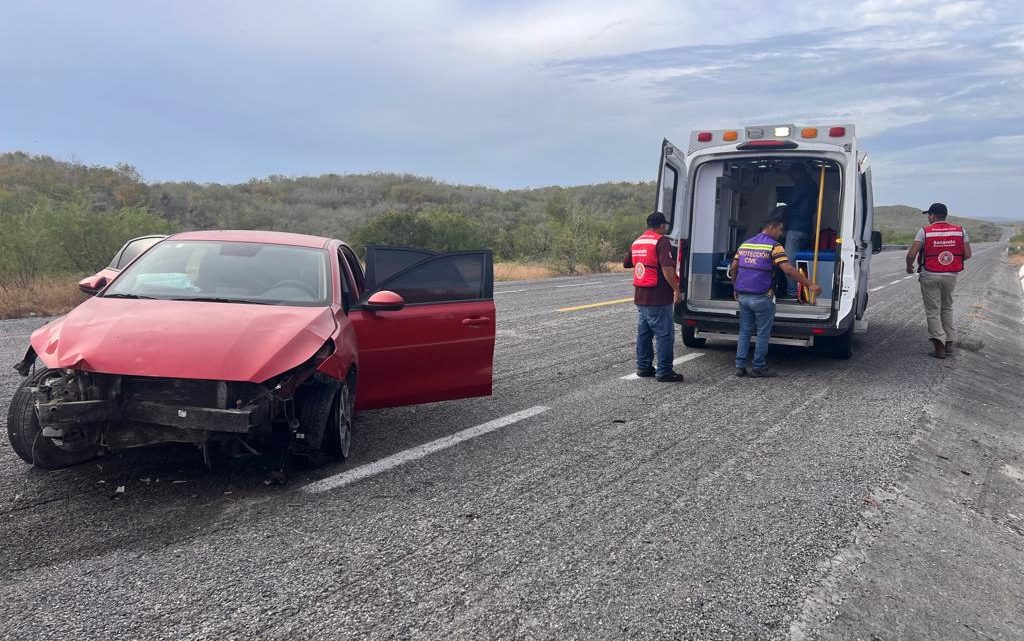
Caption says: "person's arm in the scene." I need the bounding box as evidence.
[728,257,738,280]
[662,265,681,304]
[906,240,922,274]
[778,261,822,296]
[656,238,681,304]
[963,231,972,261]
[623,250,633,269]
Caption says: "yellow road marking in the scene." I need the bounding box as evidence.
[558,297,633,312]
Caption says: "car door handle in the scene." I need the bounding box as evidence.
[462,316,491,326]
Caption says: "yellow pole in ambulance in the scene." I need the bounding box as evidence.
[809,164,826,304]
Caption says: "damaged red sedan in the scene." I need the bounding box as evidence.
[8,230,495,469]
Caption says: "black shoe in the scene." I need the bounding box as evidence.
[735,368,748,377]
[656,371,685,383]
[750,368,778,378]
[636,368,656,378]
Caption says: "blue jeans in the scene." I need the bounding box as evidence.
[785,230,810,295]
[636,304,674,376]
[735,293,776,371]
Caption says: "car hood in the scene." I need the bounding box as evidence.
[31,298,337,382]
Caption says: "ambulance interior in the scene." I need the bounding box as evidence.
[685,156,843,314]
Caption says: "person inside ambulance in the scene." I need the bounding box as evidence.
[623,212,684,382]
[782,162,819,298]
[905,202,972,359]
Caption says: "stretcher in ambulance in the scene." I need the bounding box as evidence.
[655,124,882,359]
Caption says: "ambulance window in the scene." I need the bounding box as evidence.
[660,164,677,225]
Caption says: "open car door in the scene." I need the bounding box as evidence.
[364,246,437,290]
[348,249,495,411]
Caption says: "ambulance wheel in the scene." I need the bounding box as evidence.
[682,325,706,348]
[823,325,854,360]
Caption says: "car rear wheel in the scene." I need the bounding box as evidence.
[6,369,102,469]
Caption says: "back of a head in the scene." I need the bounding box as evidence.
[762,207,786,232]
[646,211,667,228]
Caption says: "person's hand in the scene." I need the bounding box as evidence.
[673,290,682,305]
[809,283,823,296]
[906,265,914,274]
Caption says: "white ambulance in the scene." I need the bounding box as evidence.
[656,124,881,359]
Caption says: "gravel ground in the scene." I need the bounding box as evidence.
[0,245,1018,640]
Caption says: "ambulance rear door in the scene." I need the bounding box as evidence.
[657,139,690,284]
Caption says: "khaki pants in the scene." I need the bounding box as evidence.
[919,273,957,342]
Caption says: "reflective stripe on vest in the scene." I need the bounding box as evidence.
[631,230,663,287]
[733,232,779,294]
[922,222,965,273]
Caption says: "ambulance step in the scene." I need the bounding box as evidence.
[694,330,814,348]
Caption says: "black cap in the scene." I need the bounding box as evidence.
[647,211,667,228]
[922,202,948,216]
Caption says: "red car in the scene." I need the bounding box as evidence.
[8,230,496,469]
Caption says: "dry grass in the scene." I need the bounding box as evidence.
[1011,254,1024,268]
[494,261,625,281]
[0,276,87,320]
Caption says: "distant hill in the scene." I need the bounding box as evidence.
[0,151,1009,283]
[874,205,1003,244]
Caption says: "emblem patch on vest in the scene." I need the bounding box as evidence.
[938,251,954,266]
[634,263,646,279]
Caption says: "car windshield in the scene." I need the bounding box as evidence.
[102,240,330,306]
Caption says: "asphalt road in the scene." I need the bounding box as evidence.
[1,243,1021,640]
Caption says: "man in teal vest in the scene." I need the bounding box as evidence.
[729,210,821,377]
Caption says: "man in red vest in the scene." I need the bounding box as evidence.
[905,202,972,359]
[623,212,684,382]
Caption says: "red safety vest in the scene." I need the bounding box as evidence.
[921,222,965,273]
[631,230,663,287]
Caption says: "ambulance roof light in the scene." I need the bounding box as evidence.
[801,128,818,139]
[697,132,712,142]
[723,130,738,141]
[774,126,791,137]
[829,126,846,137]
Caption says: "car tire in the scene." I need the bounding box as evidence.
[823,325,854,360]
[682,325,706,348]
[292,376,351,467]
[6,369,102,470]
[321,382,353,462]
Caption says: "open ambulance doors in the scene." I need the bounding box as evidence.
[658,139,847,322]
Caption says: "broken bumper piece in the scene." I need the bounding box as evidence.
[36,399,268,434]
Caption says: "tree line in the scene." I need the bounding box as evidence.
[0,151,1005,289]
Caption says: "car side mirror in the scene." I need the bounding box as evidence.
[78,275,108,296]
[362,290,405,312]
[871,230,883,255]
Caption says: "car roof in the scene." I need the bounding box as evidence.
[168,230,332,249]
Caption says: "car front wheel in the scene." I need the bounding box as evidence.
[6,369,102,469]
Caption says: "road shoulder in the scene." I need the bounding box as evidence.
[793,252,1024,640]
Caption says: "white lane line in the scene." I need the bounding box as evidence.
[303,406,551,493]
[903,274,915,280]
[553,281,604,288]
[494,289,530,294]
[621,352,705,380]
[888,279,902,286]
[869,286,885,293]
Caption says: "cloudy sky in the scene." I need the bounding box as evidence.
[2,0,1022,216]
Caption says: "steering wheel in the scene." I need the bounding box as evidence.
[267,279,318,298]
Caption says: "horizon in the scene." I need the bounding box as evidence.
[2,1,1023,216]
